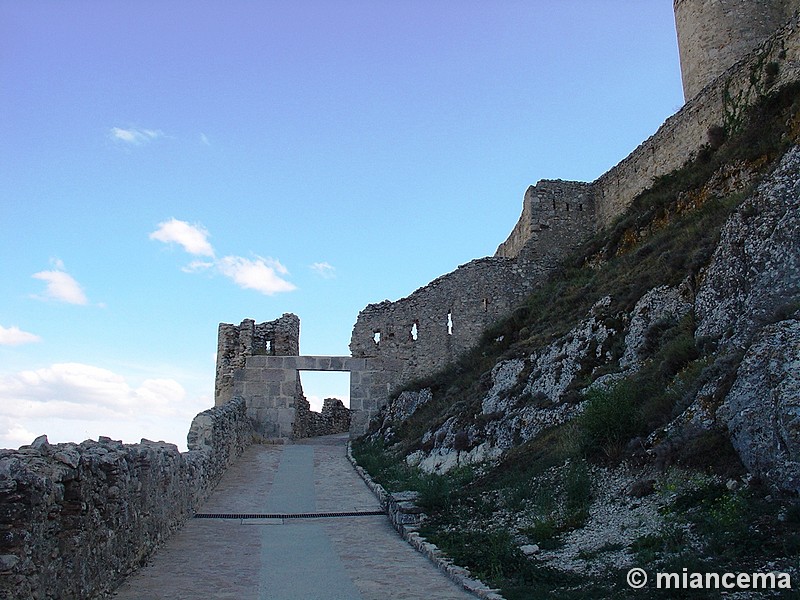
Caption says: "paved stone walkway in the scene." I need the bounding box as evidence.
[112,435,473,600]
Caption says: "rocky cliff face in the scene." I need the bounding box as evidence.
[696,145,800,493]
[354,135,800,596]
[380,148,800,491]
[369,146,800,494]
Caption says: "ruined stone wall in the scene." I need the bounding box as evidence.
[232,355,391,438]
[0,398,254,600]
[502,8,800,236]
[294,398,352,439]
[351,11,800,406]
[350,257,531,390]
[215,313,300,405]
[495,180,595,260]
[674,0,799,101]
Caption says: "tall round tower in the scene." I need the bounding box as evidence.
[674,0,792,101]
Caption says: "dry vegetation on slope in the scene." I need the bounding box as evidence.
[353,84,800,599]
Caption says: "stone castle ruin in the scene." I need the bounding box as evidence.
[214,315,394,437]
[217,0,800,439]
[7,4,800,597]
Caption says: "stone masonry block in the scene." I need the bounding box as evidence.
[291,356,316,370]
[362,397,380,411]
[253,407,278,429]
[247,395,267,409]
[279,381,297,395]
[263,369,285,382]
[350,410,372,436]
[242,381,264,397]
[265,382,282,398]
[369,384,388,399]
[260,356,286,369]
[243,368,264,382]
[343,357,367,371]
[276,408,295,436]
[246,356,268,368]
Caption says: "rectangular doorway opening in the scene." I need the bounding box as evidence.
[298,370,351,412]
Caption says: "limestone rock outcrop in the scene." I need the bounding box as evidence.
[695,146,800,348]
[717,319,800,493]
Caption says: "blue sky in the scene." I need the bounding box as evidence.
[0,1,684,450]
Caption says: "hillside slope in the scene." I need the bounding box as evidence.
[353,85,800,598]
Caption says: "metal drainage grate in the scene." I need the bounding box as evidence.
[194,510,386,520]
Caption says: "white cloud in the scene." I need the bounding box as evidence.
[32,261,89,305]
[0,325,41,346]
[305,394,324,413]
[310,261,336,279]
[217,255,297,295]
[150,219,296,296]
[110,127,164,145]
[0,362,209,450]
[2,423,39,447]
[182,260,215,273]
[150,218,215,257]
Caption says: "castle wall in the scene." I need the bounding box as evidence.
[350,257,531,389]
[351,10,800,403]
[215,313,300,405]
[0,398,254,600]
[232,355,393,437]
[595,11,800,228]
[495,180,595,260]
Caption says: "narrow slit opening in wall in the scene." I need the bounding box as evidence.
[298,371,351,411]
[410,321,419,341]
[447,312,453,335]
[565,203,570,211]
[265,340,273,355]
[373,330,381,345]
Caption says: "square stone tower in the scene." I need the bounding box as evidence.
[214,314,300,405]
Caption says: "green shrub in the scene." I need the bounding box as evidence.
[579,382,640,461]
[415,466,475,511]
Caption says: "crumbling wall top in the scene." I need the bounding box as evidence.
[214,313,300,405]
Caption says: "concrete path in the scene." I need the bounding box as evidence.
[112,435,473,600]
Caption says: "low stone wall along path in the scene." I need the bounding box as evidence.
[112,434,473,600]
